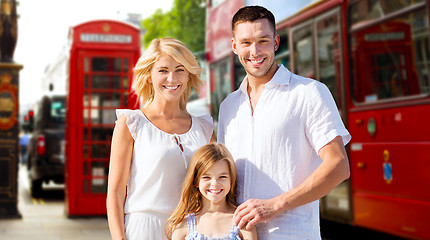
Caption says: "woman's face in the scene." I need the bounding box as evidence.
[150,54,189,104]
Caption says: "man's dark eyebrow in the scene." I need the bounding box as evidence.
[238,35,272,41]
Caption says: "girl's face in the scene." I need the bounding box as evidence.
[198,160,231,205]
[150,54,189,103]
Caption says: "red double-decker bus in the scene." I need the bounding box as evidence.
[206,0,430,239]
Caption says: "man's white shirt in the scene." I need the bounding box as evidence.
[217,65,351,240]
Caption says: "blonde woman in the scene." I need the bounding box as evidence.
[107,38,214,240]
[166,143,257,240]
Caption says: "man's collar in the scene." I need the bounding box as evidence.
[239,64,292,94]
[266,65,291,87]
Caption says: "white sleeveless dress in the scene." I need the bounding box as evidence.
[116,109,213,240]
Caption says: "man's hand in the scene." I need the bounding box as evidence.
[233,197,282,230]
[233,136,349,231]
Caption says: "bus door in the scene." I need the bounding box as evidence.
[67,50,134,216]
[290,8,351,222]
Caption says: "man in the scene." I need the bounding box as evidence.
[217,5,351,239]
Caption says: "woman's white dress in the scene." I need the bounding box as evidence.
[116,109,213,240]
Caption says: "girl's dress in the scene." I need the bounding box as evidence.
[185,213,241,240]
[116,109,213,240]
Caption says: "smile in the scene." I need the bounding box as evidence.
[163,85,180,90]
[208,189,223,194]
[249,58,265,65]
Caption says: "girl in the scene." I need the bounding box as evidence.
[107,38,214,240]
[166,143,257,240]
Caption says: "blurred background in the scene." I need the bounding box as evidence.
[16,0,174,116]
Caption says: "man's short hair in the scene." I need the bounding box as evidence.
[232,5,276,36]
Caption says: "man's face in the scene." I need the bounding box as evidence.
[232,19,279,82]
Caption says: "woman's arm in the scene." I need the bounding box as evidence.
[171,221,188,240]
[106,115,134,240]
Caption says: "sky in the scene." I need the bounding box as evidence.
[15,0,173,107]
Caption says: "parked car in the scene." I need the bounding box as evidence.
[27,95,66,197]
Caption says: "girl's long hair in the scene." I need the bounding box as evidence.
[165,143,238,239]
[132,37,202,111]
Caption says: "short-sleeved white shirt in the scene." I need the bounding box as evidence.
[217,65,351,240]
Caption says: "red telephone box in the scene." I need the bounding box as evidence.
[65,20,140,216]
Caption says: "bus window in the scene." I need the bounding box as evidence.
[316,11,342,106]
[350,2,430,103]
[370,52,409,99]
[414,11,430,94]
[211,58,231,119]
[292,23,315,79]
[276,30,290,68]
[290,9,343,108]
[234,55,246,90]
[350,0,426,27]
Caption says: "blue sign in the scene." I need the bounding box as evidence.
[383,162,392,183]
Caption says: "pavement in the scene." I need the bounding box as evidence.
[0,165,111,240]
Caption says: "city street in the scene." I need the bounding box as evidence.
[0,165,110,240]
[0,165,405,240]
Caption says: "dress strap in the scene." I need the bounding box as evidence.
[186,213,197,234]
[230,225,241,240]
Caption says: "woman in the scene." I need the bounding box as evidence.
[107,38,214,240]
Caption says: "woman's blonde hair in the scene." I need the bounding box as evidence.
[165,143,238,239]
[132,38,202,110]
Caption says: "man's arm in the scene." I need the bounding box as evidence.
[233,136,350,230]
